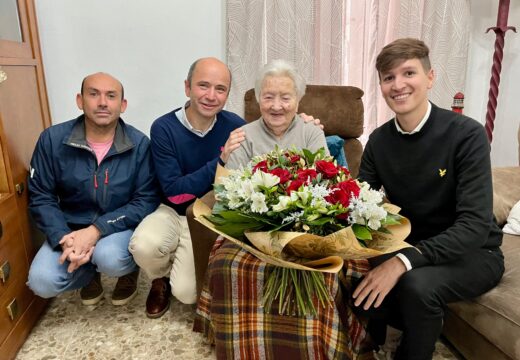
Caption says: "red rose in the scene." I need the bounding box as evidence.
[338,166,350,176]
[253,160,268,173]
[269,168,291,184]
[296,168,318,182]
[286,179,304,194]
[315,160,339,179]
[325,187,350,208]
[337,179,360,198]
[289,154,301,163]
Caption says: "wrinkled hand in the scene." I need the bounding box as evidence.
[299,113,324,130]
[58,225,100,273]
[221,128,246,163]
[352,256,407,310]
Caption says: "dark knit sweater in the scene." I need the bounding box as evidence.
[150,108,245,215]
[359,104,502,268]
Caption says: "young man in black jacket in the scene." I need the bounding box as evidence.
[354,38,504,359]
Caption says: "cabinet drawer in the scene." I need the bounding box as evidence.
[0,277,33,346]
[0,230,28,296]
[0,194,20,244]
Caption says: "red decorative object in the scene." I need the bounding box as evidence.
[485,0,516,143]
[451,92,464,114]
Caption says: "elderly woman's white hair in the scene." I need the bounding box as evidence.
[254,59,306,102]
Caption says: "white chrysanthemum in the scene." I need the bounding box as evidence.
[272,195,292,212]
[251,170,280,190]
[309,184,332,207]
[250,192,268,213]
[282,210,304,224]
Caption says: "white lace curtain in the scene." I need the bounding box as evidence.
[226,0,470,141]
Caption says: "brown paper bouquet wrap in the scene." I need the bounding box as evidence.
[195,149,412,315]
[194,199,411,273]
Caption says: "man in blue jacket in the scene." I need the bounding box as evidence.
[27,72,160,306]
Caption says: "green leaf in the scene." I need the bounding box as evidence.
[307,217,333,226]
[352,224,373,240]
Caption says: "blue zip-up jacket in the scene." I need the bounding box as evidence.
[28,116,160,249]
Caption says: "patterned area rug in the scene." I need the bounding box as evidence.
[16,274,459,359]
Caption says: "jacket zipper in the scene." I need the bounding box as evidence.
[103,168,109,204]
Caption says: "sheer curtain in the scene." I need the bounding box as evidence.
[226,0,346,116]
[226,0,470,140]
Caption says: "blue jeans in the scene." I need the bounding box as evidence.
[27,230,137,298]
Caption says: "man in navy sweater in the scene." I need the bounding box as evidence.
[129,58,246,317]
[353,38,504,359]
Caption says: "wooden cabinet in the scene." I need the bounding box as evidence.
[0,0,51,358]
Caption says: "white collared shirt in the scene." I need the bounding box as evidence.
[394,101,432,135]
[175,101,217,138]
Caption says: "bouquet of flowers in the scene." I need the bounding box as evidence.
[194,147,410,316]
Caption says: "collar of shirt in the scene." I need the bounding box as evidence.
[175,101,217,138]
[394,101,432,135]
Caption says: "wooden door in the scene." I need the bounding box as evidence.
[0,0,51,260]
[0,0,51,358]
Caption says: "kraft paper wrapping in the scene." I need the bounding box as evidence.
[193,165,412,274]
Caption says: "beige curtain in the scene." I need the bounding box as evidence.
[226,0,346,116]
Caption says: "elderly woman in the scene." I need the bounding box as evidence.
[225,59,328,169]
[193,60,372,359]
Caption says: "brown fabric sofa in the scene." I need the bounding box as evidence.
[442,165,520,359]
[187,85,365,296]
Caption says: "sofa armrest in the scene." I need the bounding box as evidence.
[493,167,520,225]
[186,191,218,298]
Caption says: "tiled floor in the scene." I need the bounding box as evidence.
[16,274,458,359]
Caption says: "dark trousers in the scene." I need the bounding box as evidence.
[354,248,504,360]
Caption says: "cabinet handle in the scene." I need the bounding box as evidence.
[0,221,2,239]
[0,261,11,283]
[15,182,24,195]
[7,298,19,321]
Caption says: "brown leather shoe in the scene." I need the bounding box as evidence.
[146,277,171,318]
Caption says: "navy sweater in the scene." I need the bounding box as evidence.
[150,108,245,215]
[359,104,502,268]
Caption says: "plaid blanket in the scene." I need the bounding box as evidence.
[194,238,375,359]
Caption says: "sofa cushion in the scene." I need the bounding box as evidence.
[493,167,520,225]
[446,233,520,359]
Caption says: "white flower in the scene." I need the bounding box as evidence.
[251,170,280,190]
[348,188,387,231]
[272,195,292,211]
[239,179,255,200]
[250,192,268,213]
[282,210,304,224]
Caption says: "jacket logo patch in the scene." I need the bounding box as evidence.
[439,169,447,177]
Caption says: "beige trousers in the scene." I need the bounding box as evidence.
[129,204,196,304]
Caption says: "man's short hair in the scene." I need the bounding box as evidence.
[376,38,431,75]
[186,58,232,89]
[80,75,125,100]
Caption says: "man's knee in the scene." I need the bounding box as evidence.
[171,280,197,304]
[27,264,64,298]
[396,270,441,313]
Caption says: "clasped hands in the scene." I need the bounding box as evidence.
[59,225,101,273]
